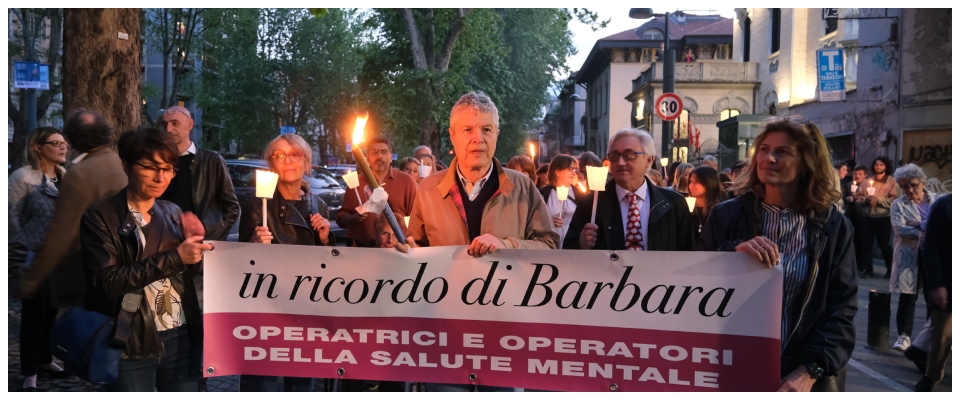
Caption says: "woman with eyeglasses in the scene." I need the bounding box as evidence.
[888,163,941,352]
[9,127,69,390]
[539,154,580,248]
[237,134,333,392]
[687,166,727,241]
[699,116,856,391]
[80,127,212,391]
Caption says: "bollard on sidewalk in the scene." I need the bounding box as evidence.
[866,290,890,351]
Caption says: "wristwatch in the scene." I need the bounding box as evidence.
[803,362,825,380]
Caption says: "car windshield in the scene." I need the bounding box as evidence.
[311,168,342,188]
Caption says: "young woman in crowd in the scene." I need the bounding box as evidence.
[687,165,727,240]
[9,127,69,391]
[671,162,694,196]
[699,116,856,392]
[238,133,333,391]
[538,154,580,248]
[80,127,212,391]
[506,155,538,185]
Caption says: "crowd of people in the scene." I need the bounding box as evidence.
[8,92,952,392]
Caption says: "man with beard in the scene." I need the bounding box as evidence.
[337,136,417,248]
[853,156,898,279]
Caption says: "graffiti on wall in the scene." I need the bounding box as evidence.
[872,49,892,72]
[907,144,951,169]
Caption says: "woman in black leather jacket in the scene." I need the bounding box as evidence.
[698,116,857,392]
[237,133,333,392]
[80,127,212,391]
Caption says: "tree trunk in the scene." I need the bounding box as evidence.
[62,8,143,137]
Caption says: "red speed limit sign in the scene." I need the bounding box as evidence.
[655,93,683,121]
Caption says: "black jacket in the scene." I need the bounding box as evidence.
[80,190,203,365]
[190,148,241,241]
[921,194,951,310]
[563,177,695,251]
[239,184,334,246]
[697,192,858,379]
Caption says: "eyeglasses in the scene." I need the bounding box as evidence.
[133,162,178,177]
[899,182,922,191]
[272,152,304,163]
[606,151,646,162]
[43,140,67,148]
[565,166,579,173]
[366,149,391,156]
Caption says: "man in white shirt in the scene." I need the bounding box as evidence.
[564,128,695,251]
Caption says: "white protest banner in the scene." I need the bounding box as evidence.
[203,242,782,391]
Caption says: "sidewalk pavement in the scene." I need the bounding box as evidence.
[7,260,950,392]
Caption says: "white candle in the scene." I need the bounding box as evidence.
[686,197,696,212]
[867,186,876,196]
[256,170,279,227]
[585,166,609,224]
[343,170,363,205]
[556,186,569,219]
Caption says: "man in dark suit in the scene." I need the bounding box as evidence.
[564,128,695,251]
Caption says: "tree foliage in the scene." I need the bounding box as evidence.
[360,8,576,163]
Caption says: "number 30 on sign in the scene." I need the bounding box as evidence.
[655,93,684,121]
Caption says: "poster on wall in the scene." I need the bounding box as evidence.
[13,61,50,90]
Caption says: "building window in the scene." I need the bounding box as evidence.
[642,28,663,40]
[824,8,838,35]
[641,48,656,62]
[720,109,740,121]
[770,9,781,54]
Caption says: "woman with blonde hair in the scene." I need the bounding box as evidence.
[671,162,694,196]
[699,116,855,391]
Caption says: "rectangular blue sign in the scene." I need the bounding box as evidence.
[13,61,50,90]
[280,125,296,135]
[817,49,845,102]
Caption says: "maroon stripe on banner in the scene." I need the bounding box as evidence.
[203,313,780,391]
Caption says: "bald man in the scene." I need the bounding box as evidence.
[159,106,239,241]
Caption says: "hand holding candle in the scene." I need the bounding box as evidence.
[256,170,280,228]
[585,165,609,224]
[351,114,406,244]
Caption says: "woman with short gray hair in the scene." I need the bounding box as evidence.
[889,163,940,351]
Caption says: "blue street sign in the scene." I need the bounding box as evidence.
[280,125,296,135]
[817,49,845,102]
[13,61,50,90]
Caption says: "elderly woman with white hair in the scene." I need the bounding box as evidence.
[889,163,941,351]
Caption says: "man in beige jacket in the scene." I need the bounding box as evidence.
[403,91,558,256]
[401,91,557,391]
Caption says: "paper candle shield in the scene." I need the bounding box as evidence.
[686,197,696,212]
[343,170,360,189]
[586,166,609,191]
[418,165,431,178]
[556,186,569,202]
[660,157,669,167]
[255,170,280,198]
[866,187,876,196]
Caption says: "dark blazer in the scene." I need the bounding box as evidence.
[80,190,202,366]
[239,183,334,246]
[922,194,951,310]
[190,148,241,241]
[698,192,858,381]
[563,177,695,251]
[21,145,128,306]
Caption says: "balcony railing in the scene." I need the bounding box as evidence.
[633,61,760,91]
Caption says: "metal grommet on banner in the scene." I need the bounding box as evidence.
[468,373,477,381]
[332,249,340,256]
[609,383,618,391]
[610,253,619,261]
[337,367,345,375]
[207,367,215,375]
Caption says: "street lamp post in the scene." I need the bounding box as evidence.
[630,8,675,164]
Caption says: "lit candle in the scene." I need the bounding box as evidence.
[556,185,569,219]
[342,170,362,205]
[529,143,536,160]
[255,170,279,228]
[576,182,587,194]
[351,114,406,244]
[660,157,668,167]
[585,165,609,224]
[686,196,696,212]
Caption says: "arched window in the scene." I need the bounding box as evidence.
[642,28,663,40]
[720,109,740,121]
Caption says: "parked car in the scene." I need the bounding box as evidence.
[224,159,345,241]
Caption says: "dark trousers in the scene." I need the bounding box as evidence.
[239,375,315,392]
[19,282,57,376]
[897,293,919,336]
[106,328,197,392]
[860,216,893,274]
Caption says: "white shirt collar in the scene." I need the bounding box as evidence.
[456,163,494,201]
[71,152,89,164]
[182,141,197,156]
[615,179,648,203]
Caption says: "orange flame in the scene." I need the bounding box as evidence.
[529,143,536,158]
[352,114,369,145]
[576,182,587,193]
